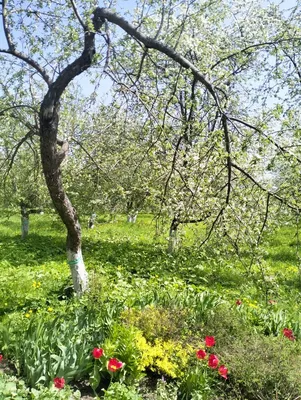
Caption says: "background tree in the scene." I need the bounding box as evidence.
[1,0,301,292]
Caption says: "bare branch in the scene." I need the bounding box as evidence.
[2,130,35,179]
[1,1,51,85]
[71,138,113,183]
[70,0,86,30]
[0,104,38,116]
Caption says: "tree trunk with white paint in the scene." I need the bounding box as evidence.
[127,210,138,223]
[168,217,179,254]
[20,203,30,239]
[67,248,88,294]
[89,212,96,229]
[21,216,29,239]
[38,13,106,295]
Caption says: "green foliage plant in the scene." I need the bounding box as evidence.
[103,382,142,400]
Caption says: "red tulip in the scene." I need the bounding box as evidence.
[218,365,228,379]
[205,336,215,347]
[108,357,124,372]
[196,349,207,359]
[53,377,65,389]
[0,355,3,362]
[208,354,219,369]
[92,347,104,359]
[236,299,242,306]
[283,328,295,341]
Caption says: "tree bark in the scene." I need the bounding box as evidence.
[38,14,105,295]
[40,104,89,294]
[168,217,180,254]
[20,203,29,239]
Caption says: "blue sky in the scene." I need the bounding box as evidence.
[0,0,299,102]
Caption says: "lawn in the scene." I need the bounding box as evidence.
[0,213,301,399]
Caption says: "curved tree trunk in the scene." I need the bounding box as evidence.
[38,14,105,295]
[40,104,89,294]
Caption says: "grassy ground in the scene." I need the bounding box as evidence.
[1,213,301,399]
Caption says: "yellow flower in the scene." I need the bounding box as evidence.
[25,313,30,318]
[47,307,53,312]
[29,310,33,314]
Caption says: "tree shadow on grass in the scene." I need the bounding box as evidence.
[0,233,66,266]
[83,238,246,290]
[0,228,246,290]
[263,250,297,263]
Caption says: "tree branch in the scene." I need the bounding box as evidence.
[70,0,86,30]
[210,38,301,70]
[222,115,232,204]
[229,116,301,164]
[231,162,300,212]
[96,8,220,107]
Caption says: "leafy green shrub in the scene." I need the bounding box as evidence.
[178,369,213,400]
[103,382,142,400]
[0,373,80,399]
[121,305,189,342]
[0,373,29,399]
[134,330,192,379]
[154,379,178,400]
[0,305,113,387]
[221,334,301,399]
[89,323,145,392]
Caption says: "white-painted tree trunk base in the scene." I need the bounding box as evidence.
[127,211,138,223]
[21,216,29,239]
[88,213,96,229]
[67,249,89,295]
[168,230,178,254]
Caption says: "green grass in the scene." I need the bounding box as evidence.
[1,212,301,399]
[1,213,301,314]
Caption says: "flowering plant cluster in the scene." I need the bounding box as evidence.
[92,347,124,371]
[196,336,228,380]
[53,347,124,391]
